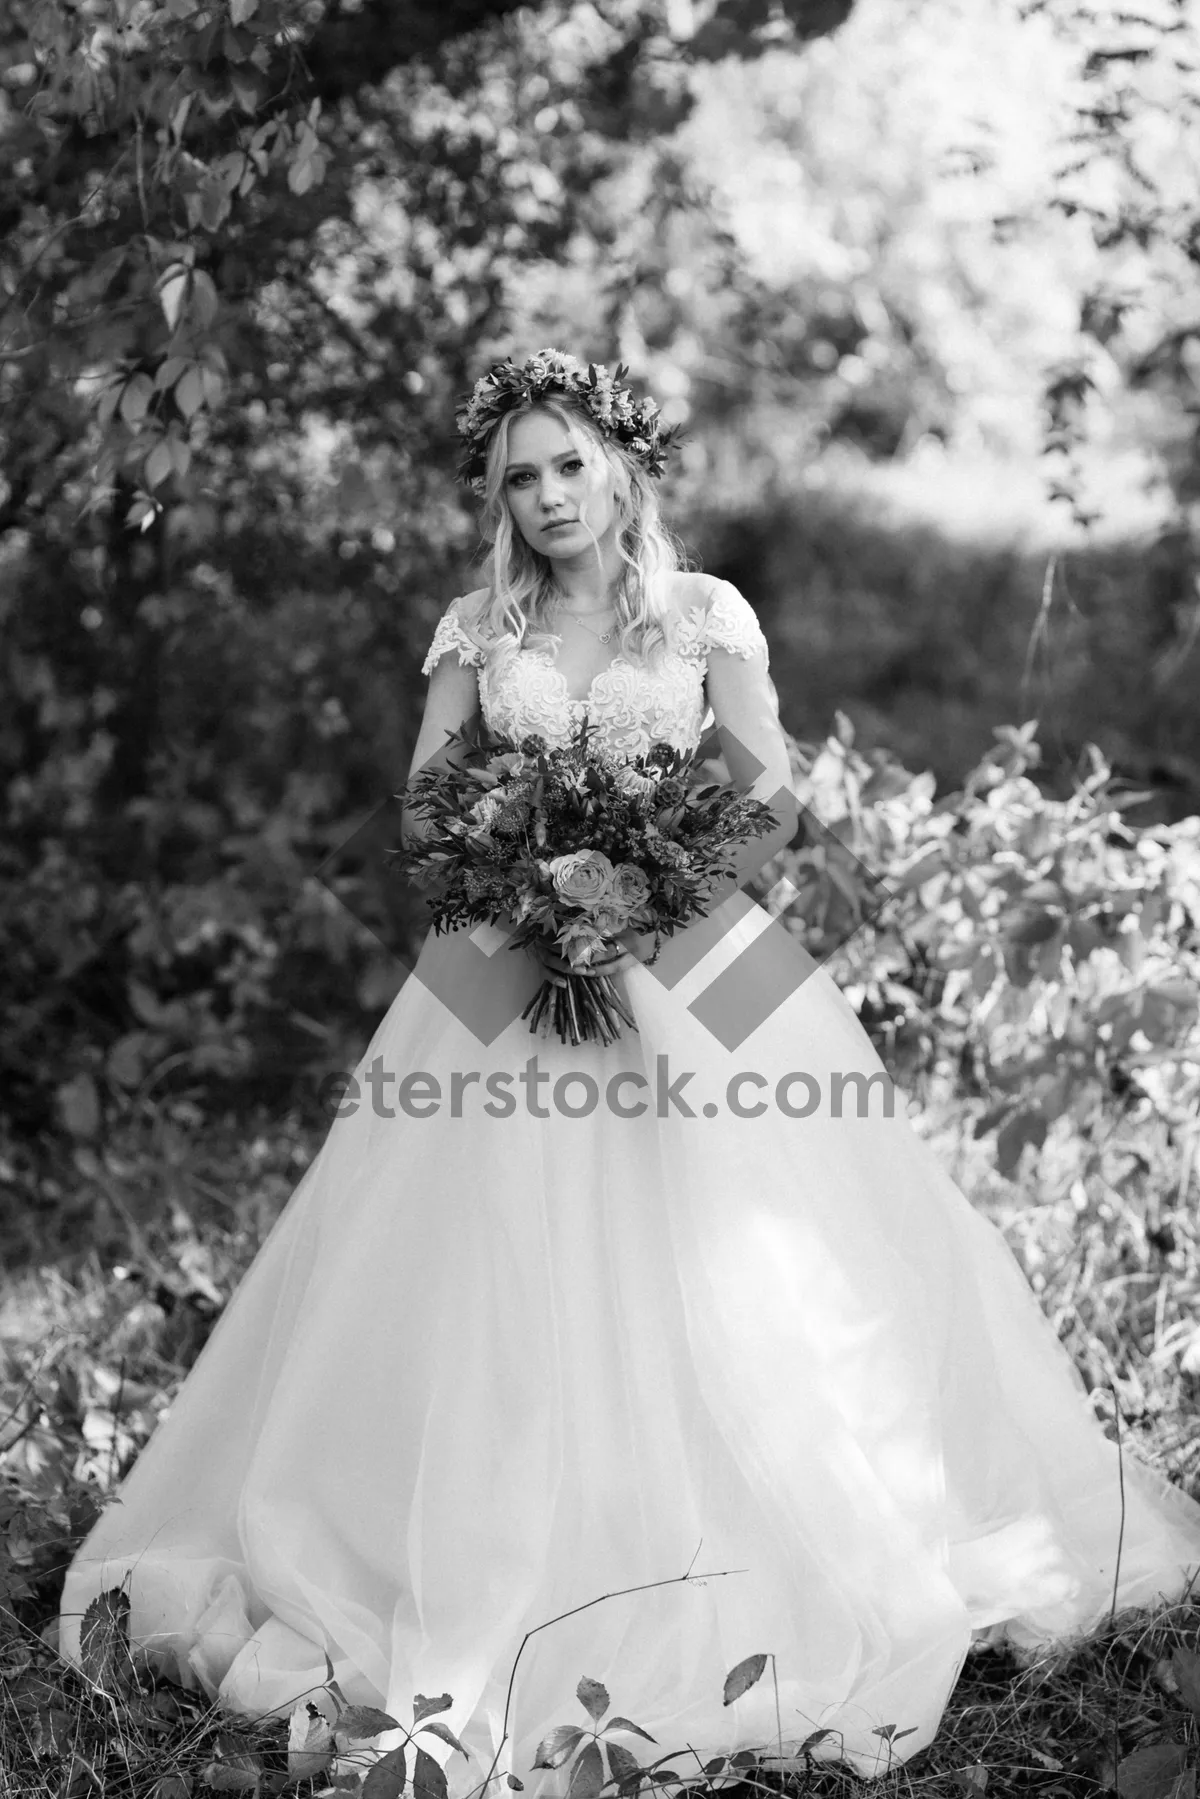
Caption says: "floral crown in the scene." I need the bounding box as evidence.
[454,347,684,493]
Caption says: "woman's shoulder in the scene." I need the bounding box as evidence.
[667,571,769,665]
[421,588,491,676]
[665,569,722,620]
[453,586,491,622]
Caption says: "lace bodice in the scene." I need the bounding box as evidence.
[420,579,769,759]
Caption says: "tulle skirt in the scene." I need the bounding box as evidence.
[59,894,1200,1788]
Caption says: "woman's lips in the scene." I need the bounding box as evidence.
[543,520,576,532]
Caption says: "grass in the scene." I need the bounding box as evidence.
[2,1072,1200,1799]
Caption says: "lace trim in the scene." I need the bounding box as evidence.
[693,581,770,668]
[422,582,767,677]
[420,596,487,676]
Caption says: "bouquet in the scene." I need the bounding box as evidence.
[390,717,781,1047]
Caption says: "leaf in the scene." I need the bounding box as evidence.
[506,1782,523,1793]
[78,1587,131,1690]
[96,378,125,428]
[338,1707,401,1741]
[577,1677,609,1722]
[567,1742,604,1799]
[57,1073,101,1140]
[61,1753,104,1797]
[230,0,258,19]
[950,1761,989,1795]
[190,270,219,329]
[602,1719,657,1744]
[1005,906,1060,946]
[288,1701,334,1779]
[362,1747,407,1799]
[1116,1744,1189,1799]
[412,1693,453,1723]
[145,441,174,490]
[159,268,190,331]
[199,184,231,231]
[419,1721,470,1760]
[200,366,226,409]
[722,1653,768,1706]
[231,72,261,117]
[533,1726,588,1770]
[155,355,190,392]
[175,367,205,418]
[606,1744,643,1787]
[201,1765,260,1792]
[119,373,155,425]
[413,1747,448,1799]
[1171,1648,1200,1720]
[995,1108,1047,1177]
[288,155,317,195]
[149,1778,193,1799]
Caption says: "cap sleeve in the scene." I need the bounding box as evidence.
[420,596,487,677]
[702,579,770,669]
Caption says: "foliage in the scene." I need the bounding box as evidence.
[764,713,1200,1192]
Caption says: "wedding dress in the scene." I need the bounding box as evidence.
[60,579,1200,1790]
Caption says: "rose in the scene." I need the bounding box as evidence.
[609,863,651,908]
[488,751,529,778]
[589,899,632,937]
[546,849,615,909]
[469,792,504,829]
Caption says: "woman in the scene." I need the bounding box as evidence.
[60,350,1200,1792]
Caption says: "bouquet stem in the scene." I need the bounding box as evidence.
[520,971,639,1048]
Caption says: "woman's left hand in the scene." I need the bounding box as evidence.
[536,927,651,982]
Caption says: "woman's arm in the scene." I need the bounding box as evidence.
[401,642,482,853]
[695,634,800,908]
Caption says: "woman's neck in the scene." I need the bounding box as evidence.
[545,540,626,610]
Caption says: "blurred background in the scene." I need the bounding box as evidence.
[3,0,1200,1245]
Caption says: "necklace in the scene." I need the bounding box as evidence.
[554,599,619,645]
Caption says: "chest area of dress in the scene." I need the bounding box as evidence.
[480,634,706,734]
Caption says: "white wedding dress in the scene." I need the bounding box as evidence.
[60,581,1200,1790]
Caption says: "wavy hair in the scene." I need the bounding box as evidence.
[456,396,693,668]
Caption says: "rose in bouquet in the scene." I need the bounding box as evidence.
[390,717,780,1047]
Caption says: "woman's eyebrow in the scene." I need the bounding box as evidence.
[504,452,579,472]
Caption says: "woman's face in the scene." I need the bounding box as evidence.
[502,409,618,562]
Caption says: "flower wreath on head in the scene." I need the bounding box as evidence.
[454,347,685,494]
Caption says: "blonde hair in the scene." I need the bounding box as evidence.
[457,397,693,666]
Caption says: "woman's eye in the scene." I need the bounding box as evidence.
[508,461,584,487]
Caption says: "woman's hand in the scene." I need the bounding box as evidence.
[535,926,654,982]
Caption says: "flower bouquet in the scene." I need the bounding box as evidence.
[390,717,781,1047]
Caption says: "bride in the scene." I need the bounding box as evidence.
[59,349,1200,1791]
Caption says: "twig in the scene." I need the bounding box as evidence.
[468,1558,749,1799]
